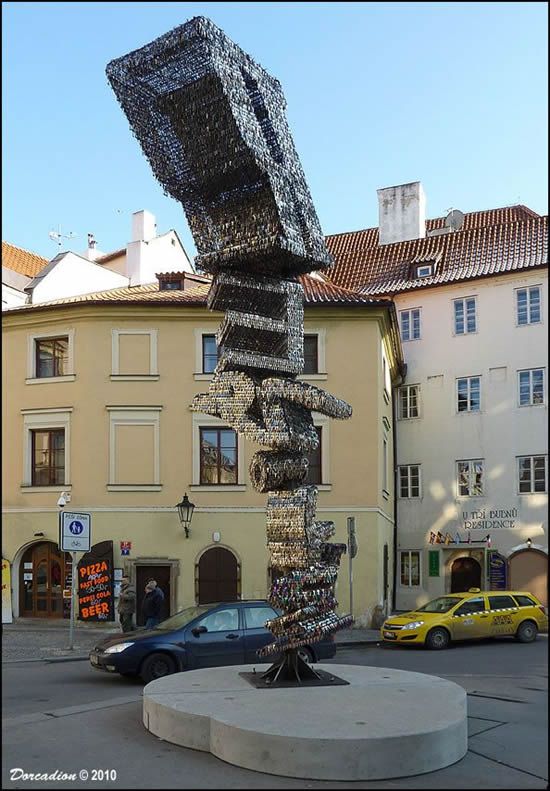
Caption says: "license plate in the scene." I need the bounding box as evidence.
[90,654,99,666]
[383,631,397,640]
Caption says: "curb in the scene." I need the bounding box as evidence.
[336,640,380,647]
[3,655,90,665]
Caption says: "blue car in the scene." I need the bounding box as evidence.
[89,600,337,683]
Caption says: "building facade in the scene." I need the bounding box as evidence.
[2,276,403,626]
[326,183,548,608]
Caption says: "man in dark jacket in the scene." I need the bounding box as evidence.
[117,575,136,633]
[142,579,165,629]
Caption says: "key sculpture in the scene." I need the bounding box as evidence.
[107,16,353,683]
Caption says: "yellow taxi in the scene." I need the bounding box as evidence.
[381,589,548,650]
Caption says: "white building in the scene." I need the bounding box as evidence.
[326,183,548,608]
[2,243,48,310]
[3,210,195,309]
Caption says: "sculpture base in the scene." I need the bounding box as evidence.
[259,648,323,685]
[240,668,349,689]
[143,663,468,780]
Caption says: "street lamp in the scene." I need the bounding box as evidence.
[176,493,195,538]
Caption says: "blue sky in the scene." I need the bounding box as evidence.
[2,1,548,261]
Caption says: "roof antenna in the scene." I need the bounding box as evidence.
[48,224,77,248]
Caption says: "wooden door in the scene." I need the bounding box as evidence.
[509,550,548,606]
[135,565,171,626]
[198,547,239,604]
[450,556,481,593]
[20,542,68,618]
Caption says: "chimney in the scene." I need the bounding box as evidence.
[81,233,104,261]
[131,210,156,242]
[377,182,426,245]
[127,210,158,285]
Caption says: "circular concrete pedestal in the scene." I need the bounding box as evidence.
[143,663,467,781]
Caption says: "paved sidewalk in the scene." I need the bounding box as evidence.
[2,619,380,663]
[2,620,118,663]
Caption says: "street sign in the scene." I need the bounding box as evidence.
[60,511,91,552]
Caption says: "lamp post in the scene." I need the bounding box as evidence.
[176,493,195,538]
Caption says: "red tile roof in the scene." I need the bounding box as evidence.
[2,241,49,277]
[4,274,387,314]
[325,206,547,295]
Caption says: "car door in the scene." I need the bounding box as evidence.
[242,604,280,663]
[450,596,489,641]
[183,606,245,669]
[486,594,520,637]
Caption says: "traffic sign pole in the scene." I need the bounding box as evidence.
[69,552,78,651]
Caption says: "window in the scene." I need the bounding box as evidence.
[159,279,183,291]
[399,385,419,419]
[303,335,319,374]
[31,429,65,486]
[305,427,322,485]
[382,353,391,398]
[457,459,484,496]
[244,606,278,629]
[487,595,517,611]
[416,264,432,278]
[400,551,420,587]
[200,428,238,485]
[383,437,388,493]
[457,376,481,412]
[35,337,68,378]
[400,308,421,341]
[196,607,239,632]
[518,455,547,493]
[202,335,218,374]
[516,286,541,325]
[454,297,477,335]
[453,597,485,616]
[518,368,545,406]
[399,465,421,498]
[513,595,537,607]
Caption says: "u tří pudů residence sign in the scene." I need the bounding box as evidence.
[462,507,519,530]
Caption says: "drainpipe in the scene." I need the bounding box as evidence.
[391,361,407,614]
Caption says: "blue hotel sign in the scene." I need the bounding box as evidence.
[488,551,508,591]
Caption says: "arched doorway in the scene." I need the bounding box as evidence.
[19,542,70,618]
[450,556,481,593]
[197,547,240,605]
[509,550,548,606]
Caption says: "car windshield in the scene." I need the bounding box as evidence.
[416,597,460,613]
[154,605,212,631]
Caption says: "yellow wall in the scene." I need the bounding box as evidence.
[2,302,401,626]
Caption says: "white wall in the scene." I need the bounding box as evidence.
[126,231,194,286]
[394,269,548,609]
[2,283,28,310]
[30,253,129,304]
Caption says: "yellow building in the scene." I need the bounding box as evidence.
[2,273,403,626]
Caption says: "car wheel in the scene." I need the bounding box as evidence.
[297,647,314,664]
[425,627,450,650]
[515,620,538,643]
[140,652,177,683]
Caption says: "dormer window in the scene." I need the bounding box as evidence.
[158,273,184,291]
[409,251,441,280]
[160,280,183,291]
[416,264,433,278]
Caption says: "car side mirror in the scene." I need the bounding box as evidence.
[191,625,207,637]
